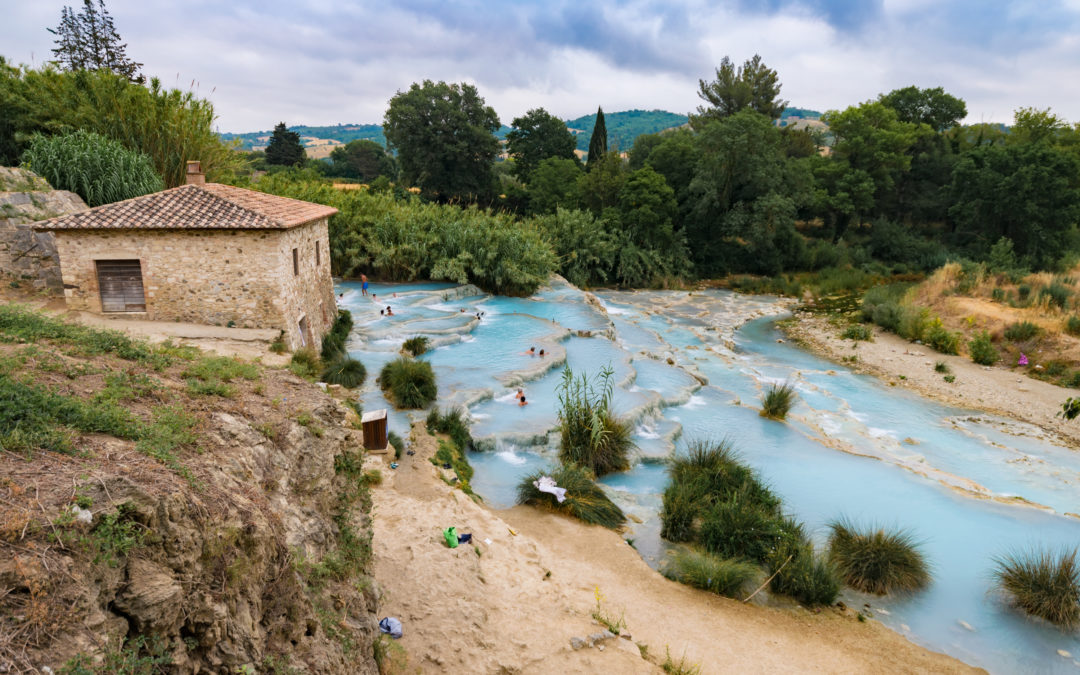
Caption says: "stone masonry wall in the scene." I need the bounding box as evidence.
[275,219,338,351]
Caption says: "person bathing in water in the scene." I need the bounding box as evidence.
[538,349,545,357]
[361,273,368,296]
[523,347,535,356]
[385,306,393,316]
[518,393,528,406]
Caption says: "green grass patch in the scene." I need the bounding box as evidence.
[767,540,841,607]
[516,463,625,529]
[321,356,366,388]
[994,547,1080,628]
[934,361,950,374]
[0,304,164,366]
[827,519,930,595]
[289,347,322,380]
[967,330,998,366]
[1004,321,1041,343]
[760,382,796,420]
[841,324,872,341]
[556,365,633,476]
[427,407,473,452]
[402,336,430,356]
[1066,316,1080,337]
[662,549,758,598]
[379,357,437,409]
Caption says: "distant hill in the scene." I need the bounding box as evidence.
[780,107,823,120]
[564,109,689,152]
[220,124,386,151]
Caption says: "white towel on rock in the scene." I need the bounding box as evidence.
[534,475,567,503]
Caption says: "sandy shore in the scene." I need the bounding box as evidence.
[368,422,980,674]
[783,312,1080,449]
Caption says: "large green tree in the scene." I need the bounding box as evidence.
[265,122,305,167]
[586,106,607,171]
[383,80,500,201]
[879,86,967,132]
[506,108,577,181]
[49,0,143,83]
[691,55,787,129]
[528,157,583,214]
[328,139,395,181]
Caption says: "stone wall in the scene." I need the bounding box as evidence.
[51,220,337,350]
[0,167,88,291]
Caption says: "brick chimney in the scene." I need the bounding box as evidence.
[185,160,205,185]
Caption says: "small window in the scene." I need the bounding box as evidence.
[316,241,321,267]
[292,248,299,276]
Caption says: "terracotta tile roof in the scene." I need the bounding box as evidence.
[34,183,338,231]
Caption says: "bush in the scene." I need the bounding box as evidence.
[760,382,796,420]
[1065,316,1080,337]
[321,356,366,388]
[842,324,872,341]
[379,357,437,409]
[968,331,998,366]
[698,492,799,563]
[516,463,625,529]
[21,129,164,207]
[427,407,472,452]
[321,310,354,361]
[289,347,322,380]
[402,336,430,356]
[556,366,633,476]
[827,519,930,595]
[924,319,960,355]
[1040,282,1072,310]
[1004,321,1041,342]
[1018,284,1032,303]
[767,540,841,607]
[663,549,758,599]
[934,361,950,374]
[994,547,1080,628]
[388,431,404,459]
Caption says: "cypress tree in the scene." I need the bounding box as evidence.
[265,122,306,167]
[586,106,607,172]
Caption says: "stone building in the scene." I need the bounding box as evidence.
[35,163,339,351]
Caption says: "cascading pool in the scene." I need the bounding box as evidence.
[338,278,1080,674]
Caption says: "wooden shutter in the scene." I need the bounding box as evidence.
[96,260,146,312]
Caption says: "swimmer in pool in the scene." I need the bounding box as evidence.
[523,347,535,356]
[386,306,393,316]
[518,394,528,406]
[538,349,545,357]
[361,273,368,296]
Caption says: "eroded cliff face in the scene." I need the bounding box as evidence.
[0,359,379,674]
[0,167,86,291]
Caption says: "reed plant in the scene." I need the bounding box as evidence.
[827,519,930,595]
[402,336,430,356]
[760,382,796,420]
[516,463,625,529]
[321,357,366,388]
[767,540,841,607]
[426,407,473,452]
[662,549,758,599]
[556,366,633,476]
[379,357,437,409]
[699,491,800,563]
[994,547,1080,628]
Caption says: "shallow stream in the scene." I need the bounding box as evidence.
[339,278,1080,674]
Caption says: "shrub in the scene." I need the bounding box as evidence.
[934,361,950,374]
[994,547,1080,628]
[842,324,872,341]
[321,310,354,361]
[1040,282,1072,310]
[427,407,473,452]
[556,366,634,476]
[321,356,366,388]
[516,463,625,529]
[1018,284,1032,303]
[663,549,758,599]
[388,431,404,459]
[767,540,841,607]
[289,347,322,380]
[760,382,796,420]
[379,357,437,408]
[698,492,798,563]
[827,519,930,595]
[1004,321,1041,343]
[924,319,960,355]
[21,129,164,207]
[991,287,1006,303]
[402,336,430,356]
[1065,316,1080,337]
[968,331,998,366]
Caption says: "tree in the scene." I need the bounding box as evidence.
[48,0,143,83]
[383,80,500,202]
[328,139,395,181]
[528,157,583,214]
[586,107,607,172]
[879,86,967,132]
[265,122,306,167]
[691,55,787,129]
[1010,107,1069,145]
[578,151,625,214]
[505,108,577,181]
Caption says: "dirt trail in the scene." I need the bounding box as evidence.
[370,423,980,674]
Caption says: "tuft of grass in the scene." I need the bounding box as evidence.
[767,540,841,607]
[943,374,956,383]
[289,347,322,380]
[182,355,258,382]
[556,366,634,476]
[388,431,404,459]
[760,382,796,420]
[699,492,800,564]
[661,647,702,675]
[1066,316,1080,337]
[841,324,872,341]
[402,336,430,356]
[827,519,931,595]
[0,304,161,366]
[185,378,235,398]
[427,407,473,452]
[1004,321,1041,343]
[662,549,758,598]
[993,547,1080,628]
[967,330,998,366]
[321,310,355,362]
[1039,282,1072,310]
[516,463,625,529]
[934,361,950,374]
[321,356,367,388]
[379,357,437,409]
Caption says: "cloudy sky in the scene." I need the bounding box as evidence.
[3,0,1080,133]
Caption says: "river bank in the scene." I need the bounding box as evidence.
[781,310,1080,450]
[368,421,980,674]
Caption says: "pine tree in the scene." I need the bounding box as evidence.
[48,0,143,83]
[586,106,607,172]
[265,122,306,167]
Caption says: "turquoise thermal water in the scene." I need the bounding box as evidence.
[339,278,1080,673]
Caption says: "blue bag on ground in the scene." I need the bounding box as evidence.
[379,617,403,639]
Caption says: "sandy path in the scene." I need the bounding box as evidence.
[785,313,1080,449]
[370,423,980,674]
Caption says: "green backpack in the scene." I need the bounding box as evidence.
[443,527,458,548]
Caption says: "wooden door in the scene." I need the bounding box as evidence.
[95,260,146,312]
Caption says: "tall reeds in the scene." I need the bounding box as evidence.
[379,357,437,409]
[556,366,634,477]
[827,519,930,595]
[760,382,796,420]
